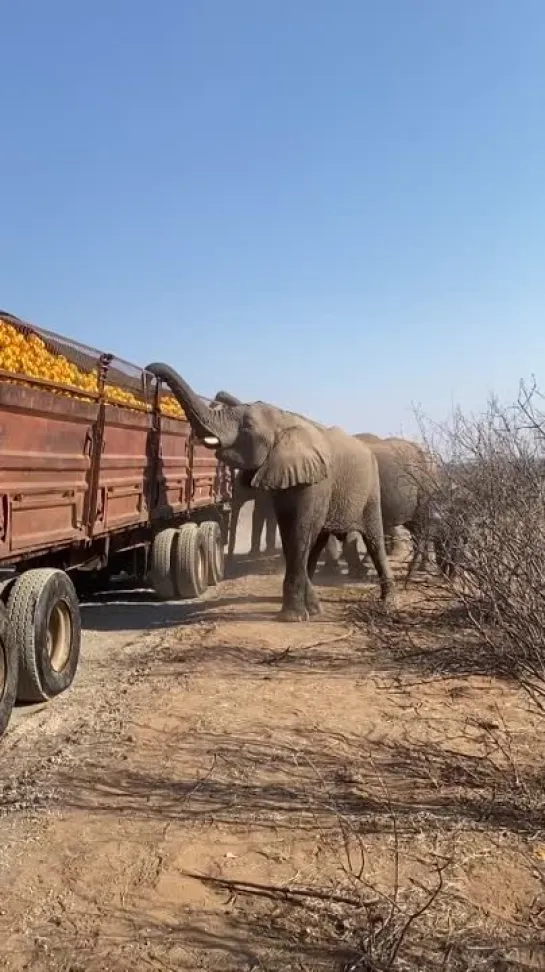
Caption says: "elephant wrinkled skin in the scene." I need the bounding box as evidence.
[146,364,395,621]
[321,433,436,577]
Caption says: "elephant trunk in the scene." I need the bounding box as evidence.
[145,363,239,446]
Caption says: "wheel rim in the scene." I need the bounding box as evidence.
[46,601,72,673]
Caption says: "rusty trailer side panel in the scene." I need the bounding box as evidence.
[0,378,230,567]
[94,404,169,536]
[0,383,96,559]
[151,414,192,519]
[191,440,223,510]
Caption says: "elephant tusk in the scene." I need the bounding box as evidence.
[203,436,220,447]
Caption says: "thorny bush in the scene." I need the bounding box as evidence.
[418,382,545,707]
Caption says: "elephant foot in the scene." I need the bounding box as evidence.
[379,580,397,608]
[277,607,310,623]
[306,600,323,617]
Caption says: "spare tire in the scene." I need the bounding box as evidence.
[7,569,81,703]
[199,520,225,586]
[174,523,208,599]
[0,605,17,738]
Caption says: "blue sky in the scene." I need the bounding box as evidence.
[1,1,544,435]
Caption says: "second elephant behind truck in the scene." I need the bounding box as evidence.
[323,434,436,574]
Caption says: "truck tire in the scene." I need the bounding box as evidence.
[7,569,81,704]
[150,528,178,600]
[0,605,17,738]
[199,520,225,586]
[174,523,208,599]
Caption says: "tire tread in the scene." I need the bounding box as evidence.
[150,528,178,600]
[199,520,225,586]
[175,523,208,598]
[7,568,80,703]
[0,604,17,738]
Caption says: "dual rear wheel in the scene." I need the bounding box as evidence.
[0,520,226,738]
[150,520,225,602]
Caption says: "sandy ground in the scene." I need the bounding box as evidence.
[1,504,544,971]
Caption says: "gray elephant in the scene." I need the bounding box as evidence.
[409,481,470,584]
[213,392,277,560]
[321,435,437,578]
[145,363,395,621]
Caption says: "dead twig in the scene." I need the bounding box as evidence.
[178,870,374,908]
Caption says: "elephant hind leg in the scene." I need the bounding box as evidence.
[404,525,434,587]
[320,535,343,576]
[408,528,434,573]
[305,533,329,614]
[360,502,395,603]
[343,531,367,579]
[389,526,407,559]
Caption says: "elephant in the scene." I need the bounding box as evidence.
[145,363,395,621]
[405,481,471,585]
[212,391,277,560]
[321,435,437,579]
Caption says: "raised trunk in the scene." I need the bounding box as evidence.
[145,363,239,444]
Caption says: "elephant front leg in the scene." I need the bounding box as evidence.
[275,513,315,622]
[227,497,242,561]
[250,497,266,556]
[264,508,277,554]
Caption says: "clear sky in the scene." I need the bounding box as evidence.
[1,1,544,435]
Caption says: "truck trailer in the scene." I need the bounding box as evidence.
[0,310,232,738]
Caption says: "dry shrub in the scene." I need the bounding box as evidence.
[418,381,545,706]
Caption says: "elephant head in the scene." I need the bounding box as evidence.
[354,432,383,443]
[145,363,331,489]
[213,390,243,407]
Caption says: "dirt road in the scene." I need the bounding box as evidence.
[1,524,544,970]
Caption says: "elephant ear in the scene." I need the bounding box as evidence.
[251,425,330,490]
